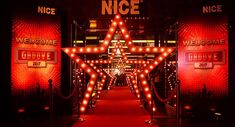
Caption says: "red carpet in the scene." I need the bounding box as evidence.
[73,86,158,127]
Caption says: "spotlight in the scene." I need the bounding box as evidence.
[17,108,25,113]
[44,106,50,111]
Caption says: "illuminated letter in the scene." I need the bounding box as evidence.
[47,52,53,61]
[50,8,56,15]
[27,51,31,60]
[220,39,225,45]
[207,53,212,61]
[119,0,129,15]
[188,53,193,62]
[211,5,217,13]
[131,0,140,14]
[41,52,46,60]
[197,53,202,61]
[203,6,209,13]
[37,52,41,60]
[21,51,27,60]
[217,5,222,12]
[38,6,44,14]
[16,37,24,43]
[202,53,207,61]
[113,0,118,14]
[53,40,58,46]
[102,0,112,15]
[46,8,51,14]
[213,52,219,61]
[24,38,30,44]
[193,53,198,61]
[32,52,36,60]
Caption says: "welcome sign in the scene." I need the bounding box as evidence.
[11,5,61,92]
[178,16,228,96]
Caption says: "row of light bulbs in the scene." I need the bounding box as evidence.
[89,63,107,96]
[62,14,174,113]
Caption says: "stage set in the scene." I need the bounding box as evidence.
[0,0,234,127]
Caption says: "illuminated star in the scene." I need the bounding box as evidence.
[62,13,175,113]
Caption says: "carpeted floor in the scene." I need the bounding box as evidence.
[72,86,158,127]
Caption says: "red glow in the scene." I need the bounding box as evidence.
[184,105,191,110]
[11,16,61,91]
[80,107,85,112]
[44,106,50,110]
[178,17,228,96]
[18,108,25,113]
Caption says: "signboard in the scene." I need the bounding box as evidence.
[178,16,228,96]
[184,50,225,64]
[102,0,140,15]
[11,6,61,92]
[101,0,147,16]
[15,49,57,64]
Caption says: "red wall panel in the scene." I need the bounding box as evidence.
[178,17,228,96]
[11,16,61,93]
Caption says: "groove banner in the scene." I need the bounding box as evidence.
[178,16,228,97]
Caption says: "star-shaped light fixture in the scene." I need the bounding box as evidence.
[62,13,175,113]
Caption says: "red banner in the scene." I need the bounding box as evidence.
[178,17,228,96]
[11,16,61,92]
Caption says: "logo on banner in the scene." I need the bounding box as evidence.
[15,48,57,68]
[185,50,225,69]
[178,16,228,96]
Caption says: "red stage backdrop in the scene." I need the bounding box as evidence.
[178,16,228,96]
[11,16,61,93]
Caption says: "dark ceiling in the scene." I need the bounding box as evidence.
[4,0,232,34]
